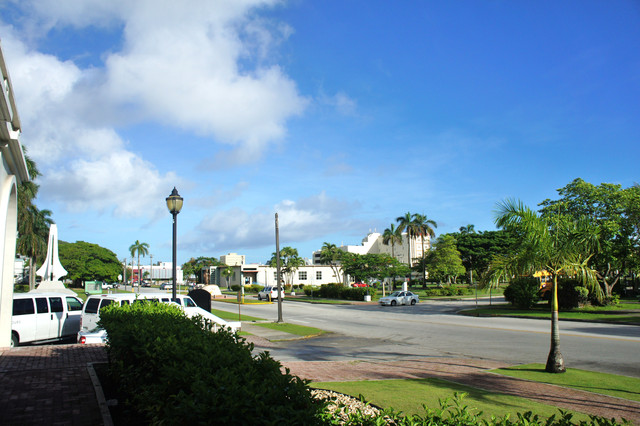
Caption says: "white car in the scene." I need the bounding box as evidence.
[78,327,107,344]
[379,291,419,306]
[80,293,240,335]
[257,286,285,301]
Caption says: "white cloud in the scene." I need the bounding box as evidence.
[1,0,307,218]
[43,150,180,219]
[181,192,362,253]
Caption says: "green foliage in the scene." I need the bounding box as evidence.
[303,285,321,296]
[58,240,122,286]
[557,279,590,309]
[314,283,377,301]
[504,277,540,309]
[425,235,466,284]
[268,246,306,286]
[341,253,409,283]
[99,302,320,424]
[230,284,241,291]
[539,178,640,297]
[424,286,473,297]
[181,256,221,283]
[448,229,519,281]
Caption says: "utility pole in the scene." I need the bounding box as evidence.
[150,254,153,286]
[275,213,283,323]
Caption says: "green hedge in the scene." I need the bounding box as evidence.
[423,285,473,297]
[99,302,320,424]
[303,284,377,300]
[504,277,540,309]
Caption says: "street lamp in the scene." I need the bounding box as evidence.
[166,187,183,300]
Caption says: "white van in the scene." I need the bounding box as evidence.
[11,292,84,347]
[80,293,240,334]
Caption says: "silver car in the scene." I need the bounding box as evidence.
[257,286,285,301]
[379,291,419,306]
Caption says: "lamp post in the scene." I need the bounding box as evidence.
[166,187,183,300]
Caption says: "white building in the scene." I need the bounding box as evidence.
[313,231,430,267]
[131,261,184,284]
[0,43,30,348]
[207,254,339,289]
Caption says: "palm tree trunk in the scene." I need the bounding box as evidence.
[29,258,36,290]
[546,276,566,373]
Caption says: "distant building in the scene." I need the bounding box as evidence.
[312,231,430,267]
[207,254,339,289]
[130,261,184,284]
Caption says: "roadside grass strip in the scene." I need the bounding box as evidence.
[461,305,640,324]
[253,322,326,337]
[209,308,264,323]
[491,363,640,402]
[312,378,592,422]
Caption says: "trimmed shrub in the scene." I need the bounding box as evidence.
[99,302,320,424]
[247,284,262,293]
[557,278,590,309]
[303,285,320,296]
[230,284,241,291]
[504,277,540,309]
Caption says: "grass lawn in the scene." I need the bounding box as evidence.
[491,363,640,402]
[253,322,326,337]
[210,308,264,322]
[312,378,592,422]
[461,301,640,324]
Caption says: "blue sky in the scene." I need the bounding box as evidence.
[2,0,639,265]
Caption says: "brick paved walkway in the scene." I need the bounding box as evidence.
[0,344,107,426]
[1,344,638,424]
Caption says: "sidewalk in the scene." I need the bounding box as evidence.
[1,327,638,425]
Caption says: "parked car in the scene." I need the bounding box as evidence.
[160,283,173,290]
[101,282,113,290]
[80,293,241,336]
[352,282,368,287]
[11,292,84,347]
[257,286,285,301]
[141,281,151,287]
[77,327,107,344]
[379,291,419,306]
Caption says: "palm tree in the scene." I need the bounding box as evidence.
[221,265,233,289]
[412,213,437,285]
[16,151,53,290]
[129,240,150,291]
[382,224,403,294]
[396,212,417,275]
[459,224,476,234]
[492,199,602,373]
[318,242,344,284]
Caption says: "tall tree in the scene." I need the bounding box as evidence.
[129,240,150,288]
[492,199,602,373]
[539,178,640,297]
[425,235,465,284]
[459,224,476,234]
[59,241,122,287]
[268,247,305,286]
[182,256,220,283]
[221,265,233,289]
[382,224,403,294]
[396,212,417,277]
[412,213,437,285]
[16,151,53,289]
[318,242,344,284]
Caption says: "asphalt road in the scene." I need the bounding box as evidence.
[212,297,640,378]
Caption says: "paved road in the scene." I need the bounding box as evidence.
[212,298,640,378]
